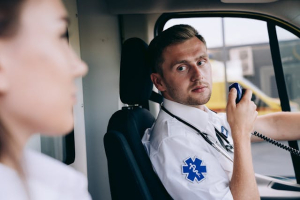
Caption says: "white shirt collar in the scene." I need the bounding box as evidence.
[163,98,216,133]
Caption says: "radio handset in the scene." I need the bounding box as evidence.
[229,83,300,157]
[229,83,243,104]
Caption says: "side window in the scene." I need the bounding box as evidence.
[277,26,300,111]
[164,17,295,178]
[277,26,300,147]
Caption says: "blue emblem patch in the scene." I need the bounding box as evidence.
[182,157,207,183]
[221,126,228,138]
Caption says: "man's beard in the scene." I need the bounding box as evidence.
[164,81,211,106]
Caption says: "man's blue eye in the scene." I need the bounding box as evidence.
[197,61,205,66]
[178,66,186,71]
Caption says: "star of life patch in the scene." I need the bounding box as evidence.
[182,156,207,183]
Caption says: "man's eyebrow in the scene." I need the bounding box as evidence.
[174,60,189,65]
[170,60,189,69]
[172,54,208,67]
[198,54,208,59]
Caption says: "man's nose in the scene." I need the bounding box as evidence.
[190,64,203,82]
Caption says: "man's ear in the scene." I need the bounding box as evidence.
[151,73,166,92]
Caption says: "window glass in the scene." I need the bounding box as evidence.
[165,18,223,48]
[163,17,294,178]
[277,26,300,109]
[277,26,298,41]
[224,18,269,46]
[277,26,300,155]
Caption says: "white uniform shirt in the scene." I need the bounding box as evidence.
[142,99,234,200]
[0,149,91,200]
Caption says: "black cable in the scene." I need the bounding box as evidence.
[215,128,234,152]
[161,106,234,152]
[215,128,230,144]
[161,106,214,146]
[252,131,300,157]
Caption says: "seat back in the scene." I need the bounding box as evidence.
[104,130,152,200]
[104,38,172,200]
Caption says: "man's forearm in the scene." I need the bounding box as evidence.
[230,136,260,200]
[227,88,259,199]
[254,112,300,142]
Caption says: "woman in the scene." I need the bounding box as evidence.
[0,0,91,199]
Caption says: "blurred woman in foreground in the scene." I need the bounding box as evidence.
[0,0,90,199]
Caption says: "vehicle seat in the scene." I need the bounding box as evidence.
[104,38,172,200]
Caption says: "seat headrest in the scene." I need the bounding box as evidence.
[120,38,153,105]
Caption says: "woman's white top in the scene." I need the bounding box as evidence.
[0,149,91,200]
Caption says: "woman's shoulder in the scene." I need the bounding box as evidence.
[24,149,91,199]
[25,149,77,172]
[0,162,28,199]
[24,149,87,190]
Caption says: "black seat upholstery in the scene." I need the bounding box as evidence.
[104,38,172,200]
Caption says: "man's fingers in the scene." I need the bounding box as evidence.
[227,88,237,107]
[241,89,252,102]
[252,101,257,110]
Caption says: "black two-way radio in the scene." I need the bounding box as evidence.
[229,83,300,157]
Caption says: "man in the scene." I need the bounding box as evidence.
[142,24,300,200]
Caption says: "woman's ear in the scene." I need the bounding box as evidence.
[151,73,166,92]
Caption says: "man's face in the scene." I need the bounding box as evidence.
[151,36,212,109]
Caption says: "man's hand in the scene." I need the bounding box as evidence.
[226,88,260,200]
[226,88,258,142]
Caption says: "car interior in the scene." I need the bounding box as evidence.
[28,0,300,199]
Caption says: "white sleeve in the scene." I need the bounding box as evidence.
[69,172,92,200]
[151,126,233,200]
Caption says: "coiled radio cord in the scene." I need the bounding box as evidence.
[252,131,300,157]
